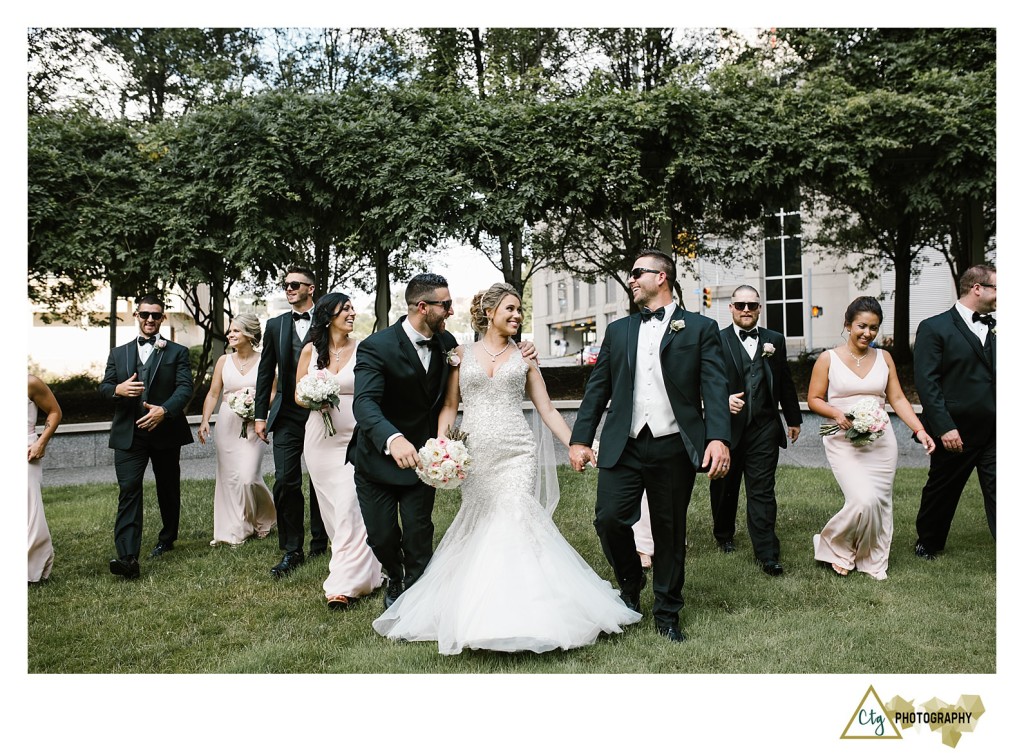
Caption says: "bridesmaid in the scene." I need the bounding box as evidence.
[28,375,61,584]
[807,297,935,578]
[296,292,383,610]
[198,313,277,546]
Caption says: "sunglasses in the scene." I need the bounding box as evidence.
[731,302,760,311]
[283,281,311,291]
[136,311,164,320]
[978,283,996,290]
[629,267,660,280]
[422,299,453,311]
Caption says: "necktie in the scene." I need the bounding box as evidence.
[739,329,758,341]
[138,336,155,346]
[416,338,437,349]
[972,311,994,327]
[640,307,665,322]
[292,311,311,321]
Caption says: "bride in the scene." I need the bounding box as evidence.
[373,282,641,654]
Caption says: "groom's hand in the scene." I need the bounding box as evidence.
[390,436,421,470]
[569,444,596,472]
[704,440,730,480]
[517,340,538,363]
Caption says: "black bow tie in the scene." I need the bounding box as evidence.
[640,307,665,322]
[292,311,311,321]
[416,337,438,349]
[972,312,995,327]
[739,329,758,341]
[138,336,156,346]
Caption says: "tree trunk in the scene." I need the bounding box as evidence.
[891,223,914,366]
[373,247,391,332]
[108,283,118,351]
[470,28,486,100]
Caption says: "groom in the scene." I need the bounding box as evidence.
[351,273,459,609]
[569,251,731,642]
[99,294,194,579]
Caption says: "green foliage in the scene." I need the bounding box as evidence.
[29,467,993,673]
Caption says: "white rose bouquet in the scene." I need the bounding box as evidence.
[227,387,257,439]
[415,434,472,489]
[296,370,343,438]
[820,397,890,447]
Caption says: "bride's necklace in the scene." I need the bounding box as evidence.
[481,339,511,362]
[846,344,869,368]
[328,339,352,362]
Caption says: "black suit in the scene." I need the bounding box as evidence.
[570,306,730,629]
[350,317,457,588]
[709,326,801,562]
[254,311,326,555]
[99,337,193,558]
[914,306,996,550]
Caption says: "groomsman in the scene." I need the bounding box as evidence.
[710,285,802,576]
[254,266,328,577]
[351,273,458,609]
[100,294,194,579]
[913,264,996,559]
[569,251,731,642]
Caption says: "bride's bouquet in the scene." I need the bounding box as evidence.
[819,397,890,447]
[416,425,471,489]
[227,387,257,439]
[296,370,343,438]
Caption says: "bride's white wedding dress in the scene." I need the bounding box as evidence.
[373,346,640,655]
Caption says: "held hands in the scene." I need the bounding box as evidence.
[940,429,963,453]
[115,372,145,399]
[390,436,422,470]
[569,444,597,472]
[254,420,268,443]
[136,403,167,431]
[704,440,730,480]
[728,392,745,415]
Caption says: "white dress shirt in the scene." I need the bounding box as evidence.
[733,324,759,359]
[293,305,314,341]
[403,318,434,370]
[137,337,156,365]
[955,301,992,345]
[630,302,681,439]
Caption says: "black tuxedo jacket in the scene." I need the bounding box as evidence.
[255,310,312,432]
[570,307,731,469]
[350,317,458,485]
[719,326,802,448]
[99,337,194,450]
[914,306,996,446]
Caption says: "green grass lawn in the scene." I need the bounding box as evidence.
[27,466,994,674]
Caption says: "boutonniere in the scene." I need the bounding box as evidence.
[991,326,996,337]
[762,342,775,358]
[670,319,685,332]
[446,348,461,366]
[154,337,167,350]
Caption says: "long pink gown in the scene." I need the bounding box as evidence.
[812,350,897,580]
[210,355,276,546]
[28,399,54,582]
[303,344,383,601]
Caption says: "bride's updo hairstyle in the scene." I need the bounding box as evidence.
[231,313,263,348]
[470,282,521,335]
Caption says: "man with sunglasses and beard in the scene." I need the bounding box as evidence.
[709,285,801,577]
[100,294,194,579]
[569,252,731,642]
[255,266,328,577]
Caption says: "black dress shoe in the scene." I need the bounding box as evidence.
[619,574,646,613]
[383,577,404,609]
[656,624,687,642]
[759,560,784,577]
[270,551,305,578]
[109,556,140,580]
[718,540,736,554]
[914,543,937,561]
[149,542,174,559]
[308,546,329,560]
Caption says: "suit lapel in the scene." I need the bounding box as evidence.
[627,313,641,384]
[758,329,775,394]
[723,327,745,379]
[279,313,292,369]
[394,321,431,397]
[949,309,991,372]
[659,308,684,356]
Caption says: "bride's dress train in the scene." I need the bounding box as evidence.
[373,347,640,655]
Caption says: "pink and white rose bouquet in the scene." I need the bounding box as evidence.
[415,435,472,489]
[227,387,257,438]
[820,397,890,447]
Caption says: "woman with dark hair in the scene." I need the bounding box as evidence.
[807,296,935,579]
[296,292,382,610]
[199,313,276,546]
[28,374,61,583]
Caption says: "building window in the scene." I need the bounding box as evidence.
[557,280,568,313]
[606,276,618,302]
[588,282,596,307]
[572,278,581,310]
[546,283,553,316]
[763,207,804,337]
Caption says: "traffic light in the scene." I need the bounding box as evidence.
[702,287,712,309]
[811,305,824,318]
